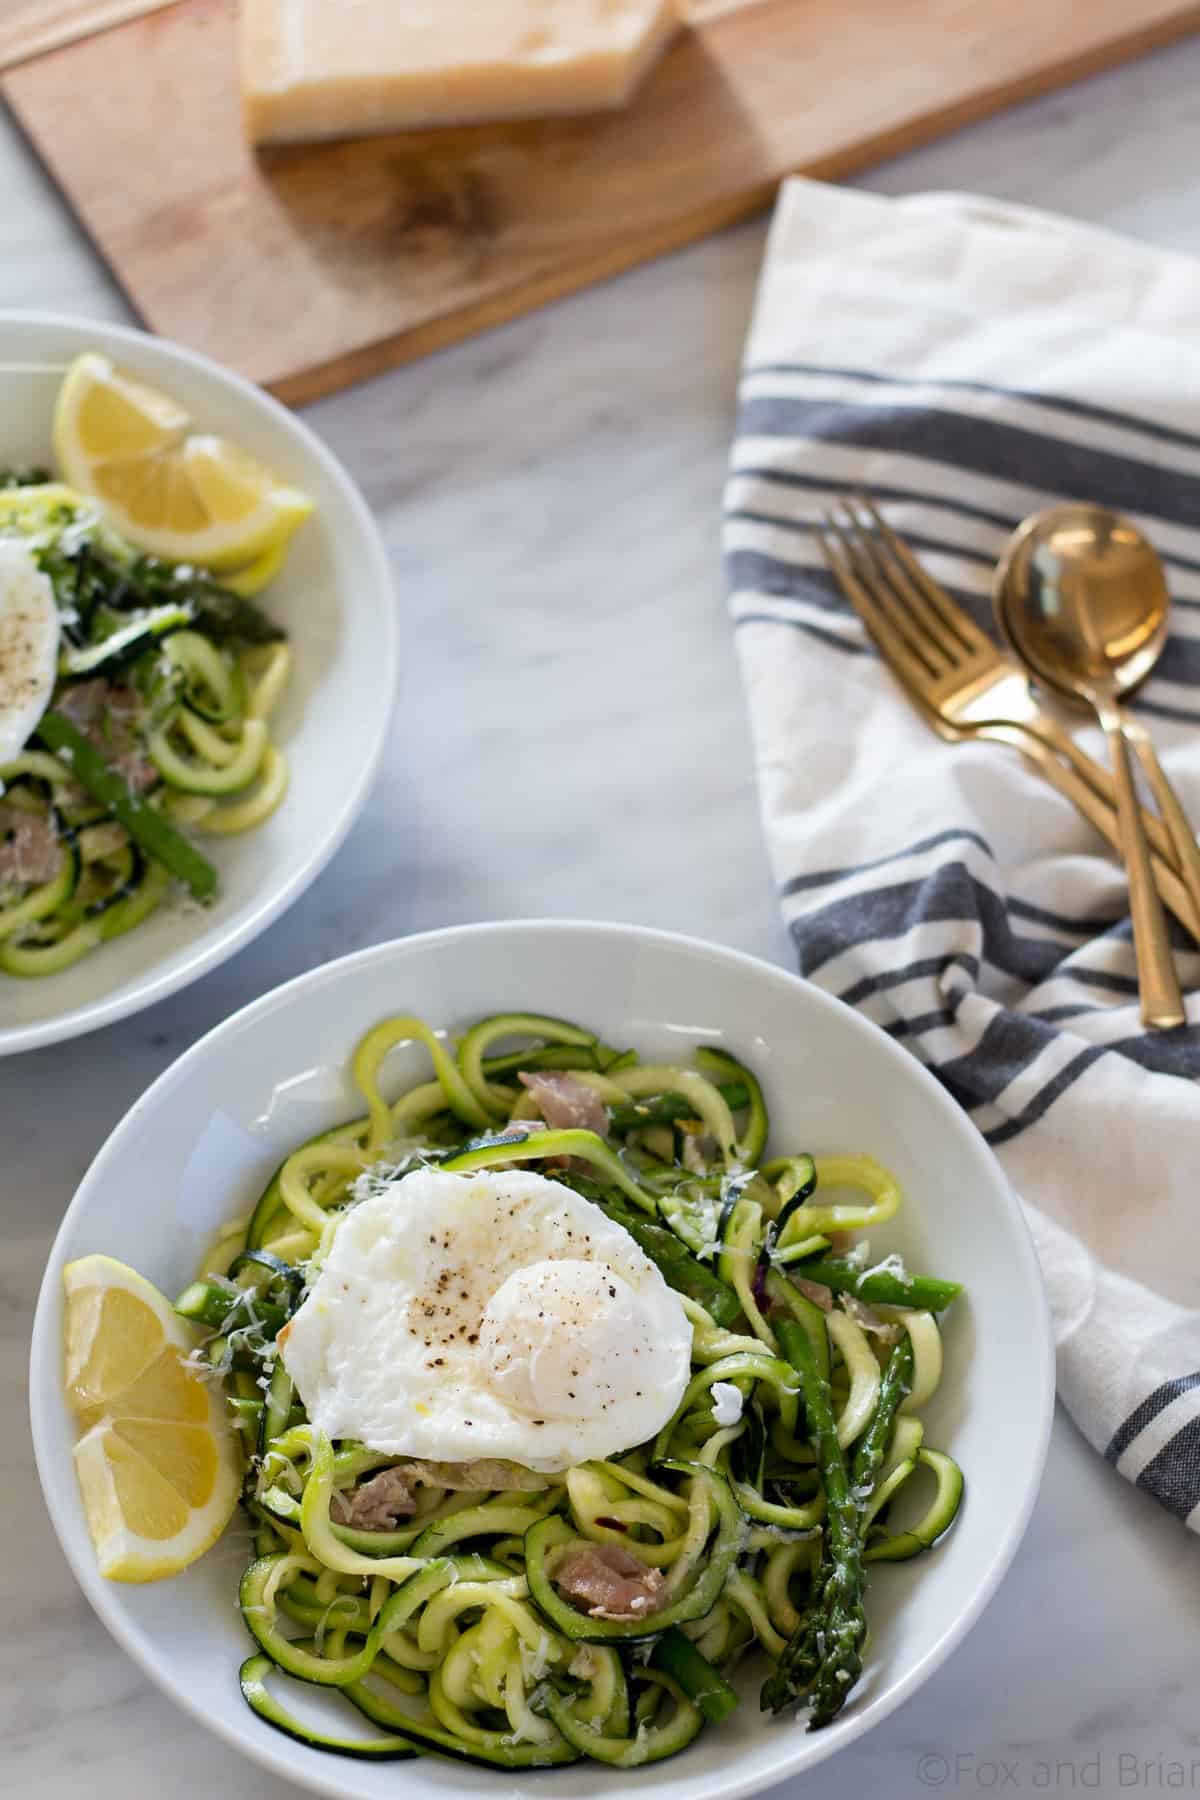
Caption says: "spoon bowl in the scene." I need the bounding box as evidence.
[993,503,1169,702]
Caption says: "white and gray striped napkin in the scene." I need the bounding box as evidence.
[725,178,1200,1530]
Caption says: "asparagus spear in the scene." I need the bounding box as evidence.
[850,1334,914,1493]
[763,1318,867,1726]
[602,1195,743,1329]
[763,1332,915,1726]
[650,1627,739,1723]
[35,710,217,900]
[174,1279,290,1339]
[792,1257,961,1313]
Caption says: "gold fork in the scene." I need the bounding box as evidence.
[824,493,1177,867]
[817,494,1200,943]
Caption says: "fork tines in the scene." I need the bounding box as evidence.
[817,492,989,687]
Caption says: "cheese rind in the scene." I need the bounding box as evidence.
[241,1,680,146]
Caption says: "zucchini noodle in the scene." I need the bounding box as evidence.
[176,1011,967,1769]
[0,479,294,978]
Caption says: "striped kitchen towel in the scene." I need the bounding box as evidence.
[725,178,1200,1530]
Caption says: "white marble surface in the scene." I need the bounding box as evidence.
[5,34,1200,1799]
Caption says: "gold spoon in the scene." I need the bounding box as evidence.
[994,503,1200,1031]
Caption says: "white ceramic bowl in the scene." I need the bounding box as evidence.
[30,921,1055,1799]
[0,314,396,1055]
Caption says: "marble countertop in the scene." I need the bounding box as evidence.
[5,34,1200,1799]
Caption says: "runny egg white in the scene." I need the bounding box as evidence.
[0,540,59,767]
[279,1166,693,1472]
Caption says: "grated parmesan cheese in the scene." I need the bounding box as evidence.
[710,1381,745,1428]
[520,1632,556,1683]
[348,1146,433,1207]
[860,1250,908,1282]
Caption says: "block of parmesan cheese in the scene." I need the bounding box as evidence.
[241,0,681,146]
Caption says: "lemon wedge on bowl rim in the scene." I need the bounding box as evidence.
[53,352,313,573]
[63,1253,241,1583]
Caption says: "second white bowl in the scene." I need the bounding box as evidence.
[0,313,397,1055]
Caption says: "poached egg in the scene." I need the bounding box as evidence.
[279,1166,692,1472]
[0,540,59,767]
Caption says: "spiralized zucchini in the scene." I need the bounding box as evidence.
[0,482,293,978]
[180,1012,966,1769]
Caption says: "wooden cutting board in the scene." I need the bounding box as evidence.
[0,2,175,70]
[5,0,1199,405]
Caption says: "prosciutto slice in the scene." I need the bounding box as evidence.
[552,1542,665,1621]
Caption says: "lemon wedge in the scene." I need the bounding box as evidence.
[63,1253,241,1583]
[221,538,289,597]
[53,352,313,572]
